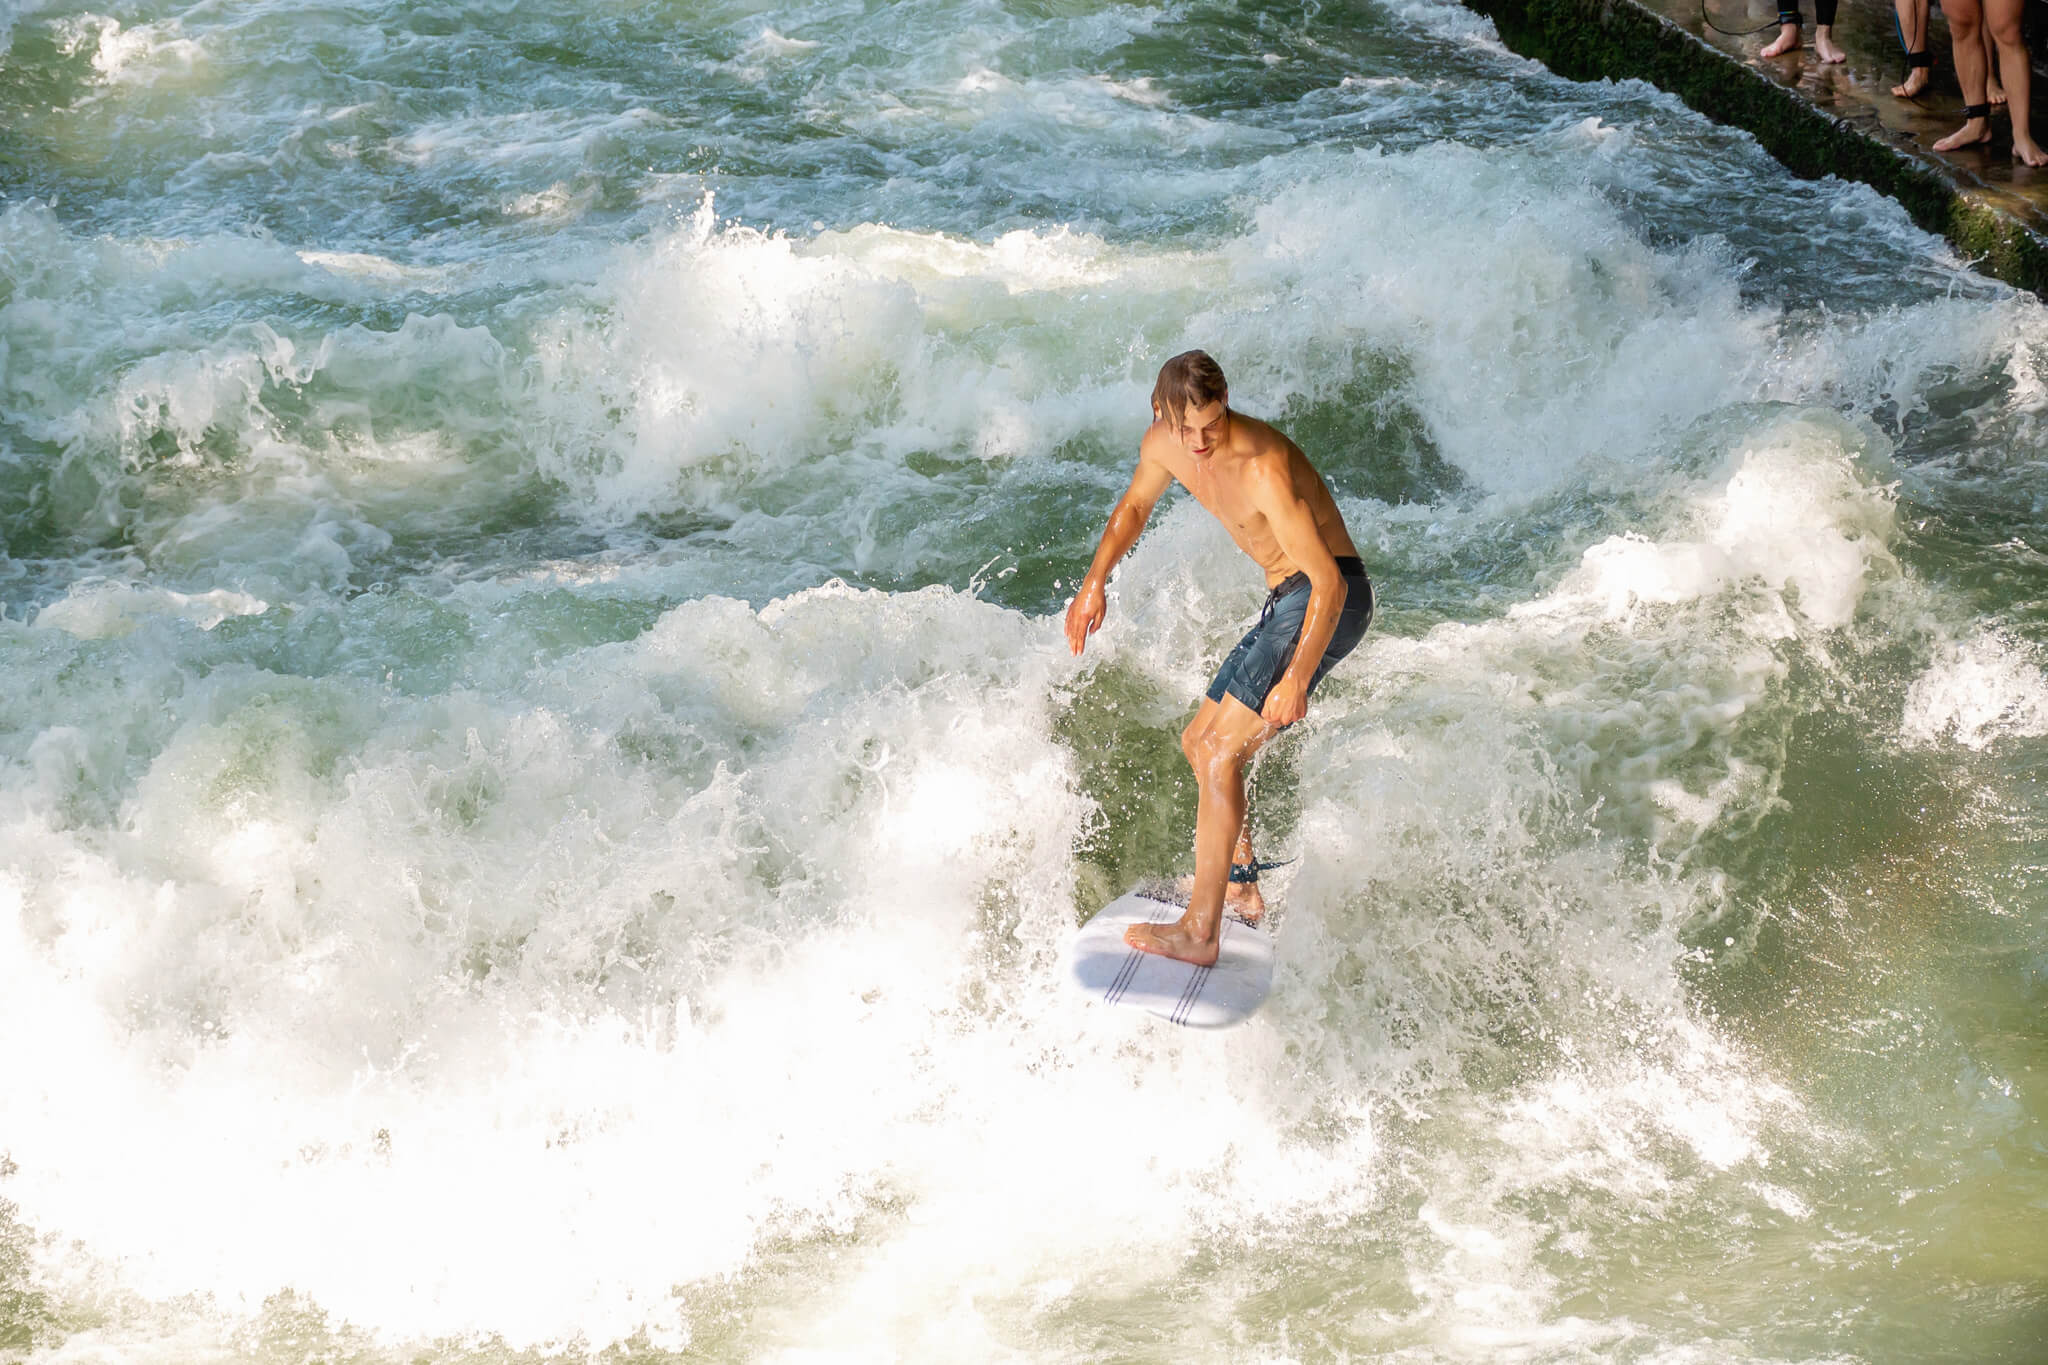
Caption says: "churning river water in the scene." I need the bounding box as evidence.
[2,0,2046,1359]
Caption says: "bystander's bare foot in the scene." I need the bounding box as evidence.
[1815,27,1845,62]
[1892,67,1930,99]
[1934,116,1996,152]
[1759,22,1801,57]
[1989,77,2009,106]
[1124,917,1220,966]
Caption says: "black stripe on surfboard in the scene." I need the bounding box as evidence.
[1105,900,1172,1007]
[1105,942,1143,1005]
[1171,957,1211,1027]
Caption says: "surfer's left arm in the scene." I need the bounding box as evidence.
[1065,445,1172,656]
[1254,460,1346,728]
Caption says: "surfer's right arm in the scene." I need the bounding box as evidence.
[1065,448,1173,656]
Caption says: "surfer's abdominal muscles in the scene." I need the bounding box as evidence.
[1124,914,1220,967]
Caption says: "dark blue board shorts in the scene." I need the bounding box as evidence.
[1206,556,1373,717]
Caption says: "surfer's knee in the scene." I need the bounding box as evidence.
[1186,730,1246,784]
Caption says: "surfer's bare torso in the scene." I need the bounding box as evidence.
[1133,409,1358,585]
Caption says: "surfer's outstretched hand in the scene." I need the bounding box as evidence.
[1065,581,1106,655]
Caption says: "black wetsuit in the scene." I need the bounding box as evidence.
[1781,0,1837,26]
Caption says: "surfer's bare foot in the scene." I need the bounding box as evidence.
[1892,67,1929,99]
[1228,878,1266,924]
[1814,27,1845,62]
[2015,134,2048,167]
[1759,23,1800,58]
[1124,917,1220,967]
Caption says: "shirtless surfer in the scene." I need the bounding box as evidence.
[1064,351,1373,966]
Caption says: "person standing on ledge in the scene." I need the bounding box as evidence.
[1759,0,1845,63]
[1063,351,1374,966]
[1933,0,2045,165]
[1891,0,1935,99]
[1892,0,2004,106]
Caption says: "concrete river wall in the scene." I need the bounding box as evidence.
[1465,0,2048,293]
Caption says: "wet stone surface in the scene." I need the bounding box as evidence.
[1471,0,2048,287]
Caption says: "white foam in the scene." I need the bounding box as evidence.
[1902,629,2048,750]
[296,250,454,288]
[5,578,1386,1349]
[714,25,826,82]
[510,133,1994,529]
[50,12,204,84]
[803,36,1288,159]
[0,205,530,575]
[527,131,1804,523]
[386,106,665,170]
[1531,415,1898,632]
[751,26,821,57]
[500,179,601,223]
[1096,73,1172,107]
[1368,1016,1824,1359]
[1384,0,1514,44]
[526,196,1168,518]
[33,583,267,638]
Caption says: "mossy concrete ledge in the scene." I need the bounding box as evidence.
[1465,0,2048,295]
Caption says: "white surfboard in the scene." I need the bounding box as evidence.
[1066,892,1275,1029]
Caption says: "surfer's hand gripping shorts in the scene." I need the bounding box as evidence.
[1205,556,1373,719]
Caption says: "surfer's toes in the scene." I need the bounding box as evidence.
[1123,923,1168,954]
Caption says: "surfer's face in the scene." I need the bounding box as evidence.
[1174,399,1228,458]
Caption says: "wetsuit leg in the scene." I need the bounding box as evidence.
[1776,2,1838,25]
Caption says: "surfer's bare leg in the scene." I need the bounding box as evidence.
[1127,695,1272,965]
[1226,824,1266,924]
[1170,698,1267,922]
[1170,808,1267,921]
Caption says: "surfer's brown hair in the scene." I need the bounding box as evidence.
[1150,350,1228,427]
